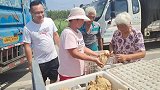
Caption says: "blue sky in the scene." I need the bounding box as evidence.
[45,0,94,10]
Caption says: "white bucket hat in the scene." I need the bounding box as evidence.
[66,7,90,21]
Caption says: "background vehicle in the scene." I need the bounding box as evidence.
[81,0,160,46]
[0,0,46,74]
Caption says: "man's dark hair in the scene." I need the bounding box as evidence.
[30,1,42,9]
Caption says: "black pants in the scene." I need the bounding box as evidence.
[39,57,59,82]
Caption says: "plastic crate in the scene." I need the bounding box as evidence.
[106,58,160,90]
[84,52,122,74]
[84,50,109,74]
[84,61,98,74]
[84,61,122,75]
[46,71,131,90]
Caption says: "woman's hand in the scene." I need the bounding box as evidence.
[94,58,104,68]
[115,54,128,63]
[28,62,32,73]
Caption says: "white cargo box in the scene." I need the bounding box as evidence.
[106,58,160,90]
[46,71,131,90]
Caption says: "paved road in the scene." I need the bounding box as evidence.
[0,42,160,90]
[143,41,160,60]
[0,62,31,90]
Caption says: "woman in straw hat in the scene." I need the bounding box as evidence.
[58,7,106,81]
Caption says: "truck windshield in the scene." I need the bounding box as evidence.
[90,0,108,21]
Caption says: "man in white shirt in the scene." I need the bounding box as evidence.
[23,1,60,84]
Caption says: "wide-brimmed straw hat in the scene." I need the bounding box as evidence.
[66,7,90,21]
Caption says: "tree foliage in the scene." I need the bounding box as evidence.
[47,10,69,20]
[46,10,69,35]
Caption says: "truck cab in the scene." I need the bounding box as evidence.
[85,0,141,45]
[83,0,160,46]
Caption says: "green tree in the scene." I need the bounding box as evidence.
[47,10,69,35]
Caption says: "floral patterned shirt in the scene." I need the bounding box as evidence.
[111,28,145,63]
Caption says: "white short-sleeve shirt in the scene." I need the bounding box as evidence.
[58,27,85,77]
[23,17,58,64]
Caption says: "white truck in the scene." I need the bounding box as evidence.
[81,0,160,45]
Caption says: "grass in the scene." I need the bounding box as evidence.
[54,19,68,35]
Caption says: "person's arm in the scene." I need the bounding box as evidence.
[129,51,146,59]
[84,46,99,57]
[97,37,103,50]
[116,50,146,63]
[53,32,60,47]
[97,26,103,50]
[109,42,114,55]
[24,43,33,72]
[110,42,146,62]
[68,48,104,68]
[51,18,60,47]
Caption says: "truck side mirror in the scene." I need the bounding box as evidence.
[79,4,84,8]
